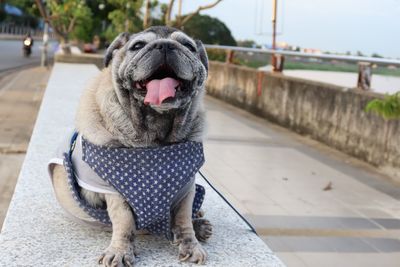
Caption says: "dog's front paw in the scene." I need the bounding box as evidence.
[178,237,207,265]
[98,244,135,267]
[193,218,212,242]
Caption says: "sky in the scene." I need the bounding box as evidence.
[161,0,400,58]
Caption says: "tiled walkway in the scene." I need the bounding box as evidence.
[0,67,49,229]
[202,95,400,267]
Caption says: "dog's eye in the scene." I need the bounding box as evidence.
[183,42,196,52]
[131,41,146,51]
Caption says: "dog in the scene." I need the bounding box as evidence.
[48,26,212,266]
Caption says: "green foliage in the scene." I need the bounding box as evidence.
[105,0,143,40]
[2,1,39,27]
[7,0,40,16]
[46,0,93,42]
[71,15,93,42]
[206,48,226,62]
[84,1,113,38]
[147,1,167,26]
[356,51,365,57]
[0,5,5,22]
[237,40,257,48]
[183,14,236,46]
[235,58,267,68]
[371,53,383,58]
[366,92,400,120]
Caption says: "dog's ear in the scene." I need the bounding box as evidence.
[104,32,130,67]
[195,40,209,72]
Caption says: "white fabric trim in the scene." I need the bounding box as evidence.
[48,158,64,178]
[75,176,118,194]
[48,156,117,195]
[49,157,63,165]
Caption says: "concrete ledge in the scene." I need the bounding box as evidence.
[207,61,400,180]
[55,53,104,69]
[0,63,284,266]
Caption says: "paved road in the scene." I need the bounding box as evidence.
[0,40,56,72]
[0,66,50,228]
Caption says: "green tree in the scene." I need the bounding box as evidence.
[183,14,236,46]
[7,0,40,17]
[0,5,5,22]
[2,1,40,27]
[163,0,222,29]
[356,51,365,57]
[105,0,143,41]
[47,0,92,43]
[371,53,383,58]
[143,0,167,28]
[35,0,93,52]
[237,40,257,48]
[84,1,115,41]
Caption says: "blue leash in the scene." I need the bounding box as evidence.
[198,170,258,235]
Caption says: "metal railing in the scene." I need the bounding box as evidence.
[0,23,54,39]
[205,44,400,90]
[205,44,400,67]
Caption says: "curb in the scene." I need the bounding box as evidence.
[0,62,53,81]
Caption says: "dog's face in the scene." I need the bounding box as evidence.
[104,26,208,113]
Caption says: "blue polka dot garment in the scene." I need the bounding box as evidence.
[63,133,205,240]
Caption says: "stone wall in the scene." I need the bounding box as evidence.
[207,61,400,178]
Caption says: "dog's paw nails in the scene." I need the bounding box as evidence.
[195,209,205,218]
[179,253,191,262]
[170,240,180,246]
[193,218,213,242]
[179,239,207,265]
[98,246,135,267]
[98,253,105,265]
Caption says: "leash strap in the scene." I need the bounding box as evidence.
[198,170,258,235]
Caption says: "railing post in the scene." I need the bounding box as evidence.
[357,62,372,90]
[273,54,285,72]
[226,50,234,64]
[41,22,49,67]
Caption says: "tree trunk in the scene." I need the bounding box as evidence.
[59,35,71,55]
[143,0,151,29]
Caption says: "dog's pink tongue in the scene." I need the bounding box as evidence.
[144,78,179,105]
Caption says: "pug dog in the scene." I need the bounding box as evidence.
[48,26,212,266]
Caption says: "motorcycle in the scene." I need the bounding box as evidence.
[23,37,33,57]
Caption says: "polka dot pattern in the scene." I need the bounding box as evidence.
[63,133,205,239]
[64,152,112,225]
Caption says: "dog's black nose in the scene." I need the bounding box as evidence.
[154,42,175,51]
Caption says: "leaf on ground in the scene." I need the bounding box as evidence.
[323,181,333,191]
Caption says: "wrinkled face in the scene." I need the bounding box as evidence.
[105,26,208,113]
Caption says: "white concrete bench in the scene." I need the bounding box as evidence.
[0,63,285,266]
